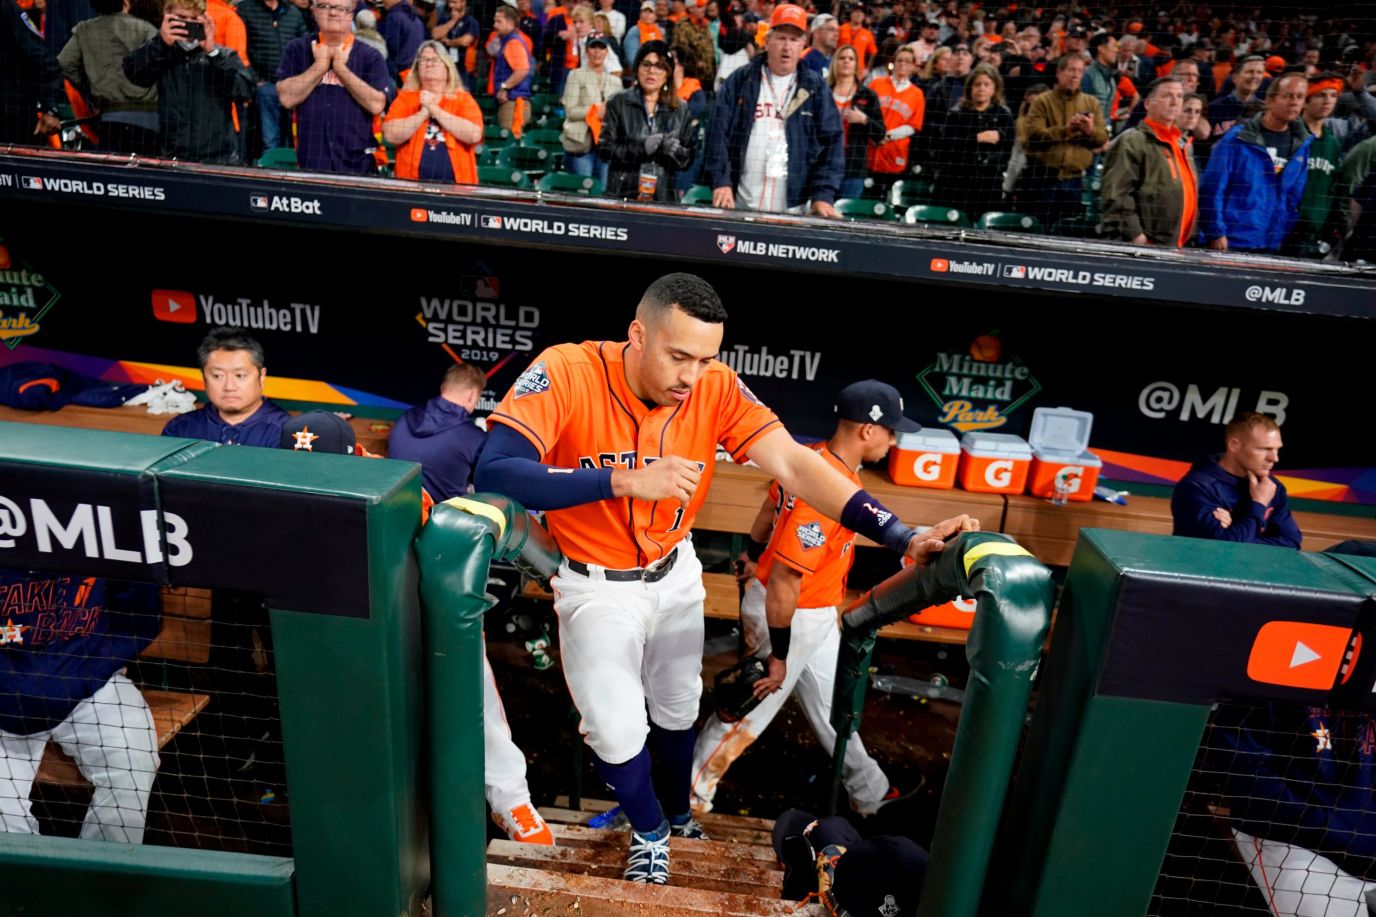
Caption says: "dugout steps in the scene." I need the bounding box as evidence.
[486,798,821,916]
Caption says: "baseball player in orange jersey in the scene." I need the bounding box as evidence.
[474,273,973,884]
[691,381,933,816]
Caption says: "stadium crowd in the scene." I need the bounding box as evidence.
[5,0,1376,258]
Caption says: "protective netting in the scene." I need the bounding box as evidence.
[5,0,1375,260]
[1149,699,1376,916]
[0,572,292,857]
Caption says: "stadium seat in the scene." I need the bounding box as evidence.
[888,179,934,209]
[537,173,603,196]
[976,211,1044,233]
[532,113,563,131]
[529,93,563,118]
[495,145,557,177]
[483,125,514,148]
[682,185,715,205]
[257,147,299,170]
[520,128,565,151]
[904,205,970,227]
[834,198,898,221]
[477,166,530,188]
[476,95,497,115]
[477,146,503,166]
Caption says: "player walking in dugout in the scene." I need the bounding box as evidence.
[473,272,974,885]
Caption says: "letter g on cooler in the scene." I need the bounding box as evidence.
[913,453,944,482]
[0,496,27,548]
[985,460,1014,488]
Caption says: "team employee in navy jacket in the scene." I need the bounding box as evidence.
[1170,411,1302,548]
[388,362,488,500]
[161,327,290,447]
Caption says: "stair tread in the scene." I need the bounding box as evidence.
[488,863,820,916]
[540,808,774,847]
[553,797,776,831]
[548,824,777,861]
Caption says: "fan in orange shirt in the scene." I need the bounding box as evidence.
[838,3,876,72]
[383,40,483,182]
[868,45,924,183]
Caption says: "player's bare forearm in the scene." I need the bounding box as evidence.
[746,428,856,522]
[764,563,802,630]
[749,494,775,544]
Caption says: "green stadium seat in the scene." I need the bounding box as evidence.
[529,93,562,117]
[537,173,604,196]
[904,205,970,227]
[477,166,530,188]
[520,128,565,151]
[532,112,564,131]
[257,147,299,170]
[682,185,715,205]
[975,211,1044,233]
[888,179,934,209]
[483,125,514,148]
[1052,216,1101,239]
[834,198,898,221]
[495,145,557,176]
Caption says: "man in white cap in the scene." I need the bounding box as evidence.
[705,2,843,216]
[800,12,837,77]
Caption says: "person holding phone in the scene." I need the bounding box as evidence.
[123,0,255,163]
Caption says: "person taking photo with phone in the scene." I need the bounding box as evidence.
[123,0,255,163]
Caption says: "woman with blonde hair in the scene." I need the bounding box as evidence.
[382,40,483,183]
[919,45,951,88]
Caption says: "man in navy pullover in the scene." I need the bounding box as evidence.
[388,362,487,501]
[1170,411,1302,549]
[161,327,290,447]
[0,572,162,841]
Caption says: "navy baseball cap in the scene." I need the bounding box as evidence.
[280,411,357,454]
[830,835,929,917]
[835,380,921,433]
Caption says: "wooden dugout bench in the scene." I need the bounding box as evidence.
[35,589,213,788]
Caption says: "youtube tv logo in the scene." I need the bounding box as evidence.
[152,290,197,324]
[1246,620,1353,691]
[930,258,950,273]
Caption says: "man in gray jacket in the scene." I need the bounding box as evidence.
[58,0,160,153]
[1101,76,1199,247]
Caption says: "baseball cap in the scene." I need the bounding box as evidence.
[829,835,929,917]
[1264,54,1286,74]
[834,380,921,432]
[280,411,357,454]
[810,11,835,31]
[641,1,654,10]
[1067,26,1087,38]
[921,18,938,29]
[769,3,806,32]
[587,32,609,47]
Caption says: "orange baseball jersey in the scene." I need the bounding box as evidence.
[490,341,781,568]
[754,442,857,609]
[868,75,924,173]
[838,23,876,70]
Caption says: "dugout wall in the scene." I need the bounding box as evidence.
[0,422,431,917]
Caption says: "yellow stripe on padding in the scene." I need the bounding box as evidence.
[443,497,507,539]
[963,541,1033,575]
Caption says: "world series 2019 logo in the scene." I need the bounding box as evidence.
[0,242,61,349]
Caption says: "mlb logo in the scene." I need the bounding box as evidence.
[481,215,502,229]
[410,208,428,222]
[21,176,42,190]
[930,258,949,272]
[716,235,736,254]
[1003,264,1026,278]
[461,275,501,298]
[250,194,269,210]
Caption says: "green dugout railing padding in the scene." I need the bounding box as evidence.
[988,529,1376,917]
[0,421,428,917]
[828,531,1055,917]
[414,494,562,917]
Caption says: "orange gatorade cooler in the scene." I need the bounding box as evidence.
[908,595,979,630]
[888,429,959,489]
[957,432,1031,494]
[1027,406,1102,502]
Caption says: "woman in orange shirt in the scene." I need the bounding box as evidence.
[383,40,483,183]
[868,44,925,191]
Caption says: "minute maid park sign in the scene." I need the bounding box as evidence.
[917,334,1041,433]
[0,241,61,349]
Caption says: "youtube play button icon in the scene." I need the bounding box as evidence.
[152,289,197,323]
[1246,620,1353,690]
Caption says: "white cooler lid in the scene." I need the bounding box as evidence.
[896,429,959,453]
[961,432,1032,459]
[1031,444,1103,467]
[1029,406,1095,455]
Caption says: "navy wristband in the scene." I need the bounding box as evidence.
[840,489,915,554]
[767,625,791,660]
[745,537,768,562]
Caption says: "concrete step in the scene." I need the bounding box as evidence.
[487,864,822,917]
[488,838,783,897]
[543,798,776,848]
